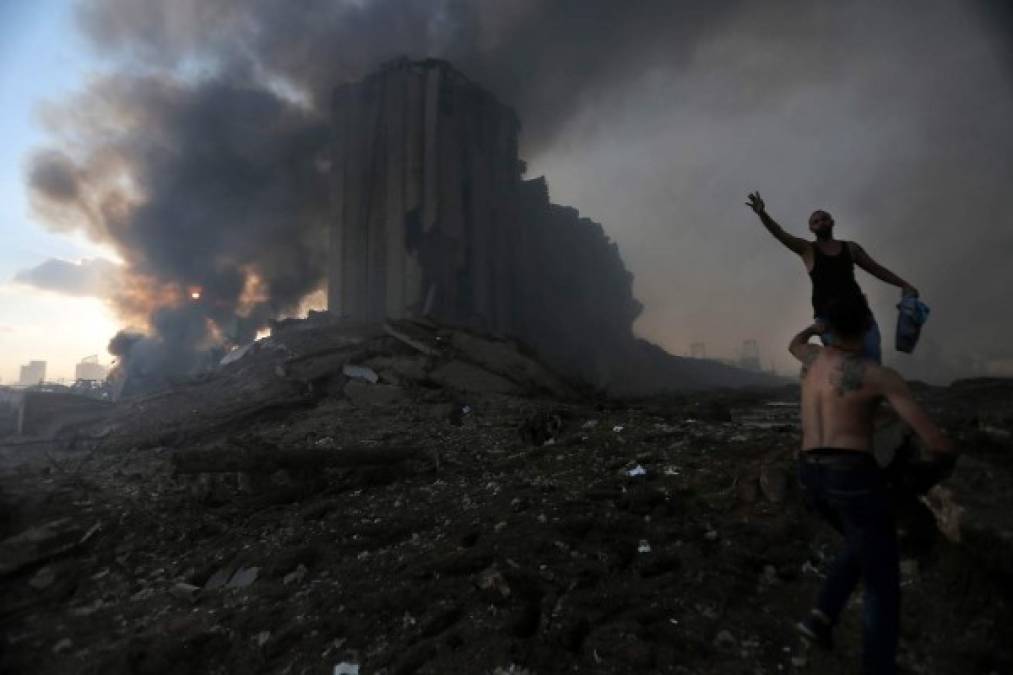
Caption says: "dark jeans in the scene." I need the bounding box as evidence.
[798,454,899,675]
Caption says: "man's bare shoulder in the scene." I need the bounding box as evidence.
[863,362,903,392]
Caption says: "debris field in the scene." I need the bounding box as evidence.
[1,319,1010,674]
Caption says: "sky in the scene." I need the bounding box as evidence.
[2,1,1012,385]
[0,0,119,383]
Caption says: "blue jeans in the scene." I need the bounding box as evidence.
[816,315,882,364]
[798,455,899,675]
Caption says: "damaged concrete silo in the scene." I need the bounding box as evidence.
[328,58,775,393]
[328,57,527,328]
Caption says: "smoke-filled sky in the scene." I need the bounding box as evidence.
[3,0,1012,383]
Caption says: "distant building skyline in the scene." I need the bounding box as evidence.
[75,354,108,382]
[18,360,46,386]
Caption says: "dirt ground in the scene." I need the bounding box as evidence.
[1,341,1010,674]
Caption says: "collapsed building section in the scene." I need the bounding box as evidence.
[328,58,773,394]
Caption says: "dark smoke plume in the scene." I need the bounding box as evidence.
[28,0,742,381]
[26,1,1013,384]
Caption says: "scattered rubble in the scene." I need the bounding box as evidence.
[0,320,1009,674]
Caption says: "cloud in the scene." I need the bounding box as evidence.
[13,257,122,298]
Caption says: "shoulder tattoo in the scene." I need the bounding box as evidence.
[832,355,865,396]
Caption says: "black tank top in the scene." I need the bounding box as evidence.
[808,242,869,317]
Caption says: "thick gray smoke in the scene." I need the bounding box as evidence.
[29,73,330,375]
[25,0,1013,383]
[28,0,744,379]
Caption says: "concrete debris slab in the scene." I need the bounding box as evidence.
[226,566,260,589]
[428,360,520,395]
[449,331,572,397]
[220,342,257,367]
[383,321,440,356]
[204,567,232,591]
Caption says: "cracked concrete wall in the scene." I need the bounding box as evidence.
[328,59,774,393]
[328,58,522,330]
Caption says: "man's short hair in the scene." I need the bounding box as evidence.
[826,296,870,340]
[809,209,833,224]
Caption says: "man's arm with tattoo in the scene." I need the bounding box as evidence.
[789,324,822,373]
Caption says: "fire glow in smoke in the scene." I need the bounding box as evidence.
[19,0,1013,386]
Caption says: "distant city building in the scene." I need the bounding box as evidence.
[18,360,46,386]
[75,355,109,382]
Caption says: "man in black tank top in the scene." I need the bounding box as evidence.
[745,192,918,363]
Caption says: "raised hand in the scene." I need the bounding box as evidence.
[745,191,766,215]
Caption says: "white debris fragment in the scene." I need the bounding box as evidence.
[637,539,652,554]
[342,364,379,383]
[170,582,200,602]
[626,465,647,477]
[333,662,360,675]
[220,342,256,366]
[612,425,624,433]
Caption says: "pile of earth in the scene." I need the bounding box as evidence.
[0,319,1010,674]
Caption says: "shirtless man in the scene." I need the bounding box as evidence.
[789,295,956,674]
[747,191,918,363]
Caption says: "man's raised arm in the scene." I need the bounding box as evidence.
[746,191,809,256]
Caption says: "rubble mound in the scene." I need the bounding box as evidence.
[1,326,1010,673]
